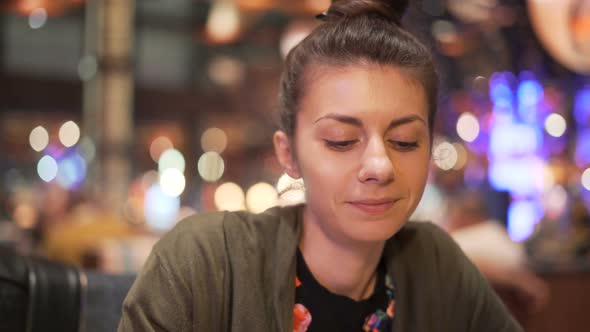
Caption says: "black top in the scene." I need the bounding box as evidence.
[294,248,395,332]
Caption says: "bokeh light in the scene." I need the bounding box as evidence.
[452,143,468,170]
[518,79,543,108]
[198,151,225,182]
[28,8,47,29]
[201,128,228,153]
[508,199,543,242]
[29,126,49,152]
[13,203,37,229]
[575,130,590,166]
[574,87,590,126]
[456,113,480,142]
[78,55,98,81]
[214,182,245,211]
[78,137,96,162]
[490,75,514,109]
[37,155,58,182]
[149,136,173,163]
[541,164,556,192]
[543,185,568,219]
[158,148,185,174]
[582,168,590,191]
[141,170,160,190]
[431,20,457,43]
[412,184,445,222]
[208,56,245,87]
[280,21,313,58]
[56,153,87,189]
[159,168,186,197]
[433,141,458,171]
[246,182,278,213]
[144,184,180,233]
[206,1,240,44]
[58,121,81,147]
[489,157,547,196]
[447,0,493,23]
[490,123,539,156]
[544,113,567,137]
[464,162,486,187]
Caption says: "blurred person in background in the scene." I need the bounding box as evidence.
[413,153,550,319]
[445,189,549,319]
[119,1,522,331]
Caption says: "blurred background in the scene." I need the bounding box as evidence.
[0,0,589,330]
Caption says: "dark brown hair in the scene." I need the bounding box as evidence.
[278,0,438,138]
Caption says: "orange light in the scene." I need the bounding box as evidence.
[206,0,241,44]
[16,0,45,15]
[9,0,84,16]
[235,0,274,11]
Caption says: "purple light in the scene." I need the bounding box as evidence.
[45,144,67,160]
[56,152,87,190]
[574,87,590,126]
[574,129,590,166]
[492,104,515,123]
[464,162,486,187]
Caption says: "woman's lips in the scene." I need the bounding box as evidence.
[347,199,397,215]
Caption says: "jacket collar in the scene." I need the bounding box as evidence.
[272,204,404,331]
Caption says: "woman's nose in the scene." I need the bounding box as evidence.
[358,139,395,184]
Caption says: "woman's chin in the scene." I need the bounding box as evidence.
[340,219,406,243]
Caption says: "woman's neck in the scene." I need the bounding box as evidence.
[299,207,385,301]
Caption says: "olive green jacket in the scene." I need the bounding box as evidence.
[118,204,523,332]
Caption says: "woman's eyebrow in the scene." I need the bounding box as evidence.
[313,113,427,129]
[314,113,362,126]
[386,115,427,130]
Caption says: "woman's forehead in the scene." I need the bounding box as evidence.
[299,64,429,124]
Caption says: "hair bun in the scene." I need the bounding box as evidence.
[324,0,409,25]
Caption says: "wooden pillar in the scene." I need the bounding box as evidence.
[83,0,135,212]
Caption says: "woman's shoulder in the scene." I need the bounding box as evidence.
[152,204,302,259]
[388,221,463,261]
[395,221,453,245]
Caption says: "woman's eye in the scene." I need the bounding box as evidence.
[390,140,419,151]
[324,140,358,151]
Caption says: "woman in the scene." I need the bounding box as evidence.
[119,1,523,331]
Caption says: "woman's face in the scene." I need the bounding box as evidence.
[274,64,431,244]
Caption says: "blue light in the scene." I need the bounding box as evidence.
[517,80,543,123]
[144,184,180,233]
[508,199,543,242]
[574,87,590,126]
[56,153,87,189]
[574,129,590,166]
[489,123,540,157]
[490,82,513,109]
[518,80,543,107]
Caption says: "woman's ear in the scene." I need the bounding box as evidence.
[273,130,301,179]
